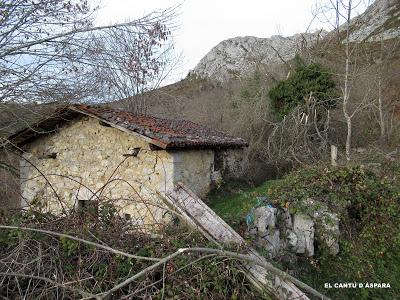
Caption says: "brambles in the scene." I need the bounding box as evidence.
[0,206,262,299]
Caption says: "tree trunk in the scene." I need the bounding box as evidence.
[343,54,352,162]
[378,78,386,140]
[343,0,352,162]
[345,116,352,161]
[331,145,338,166]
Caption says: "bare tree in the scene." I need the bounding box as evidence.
[0,0,178,106]
[371,37,400,141]
[88,23,180,113]
[0,0,179,145]
[342,0,353,161]
[263,94,331,168]
[311,0,375,161]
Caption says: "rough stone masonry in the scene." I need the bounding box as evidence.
[17,108,245,227]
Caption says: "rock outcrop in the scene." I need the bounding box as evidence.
[191,0,399,82]
[345,0,400,42]
[247,198,340,258]
[192,32,324,82]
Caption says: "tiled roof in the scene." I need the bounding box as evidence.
[9,104,248,150]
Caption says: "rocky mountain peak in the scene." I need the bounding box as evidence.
[346,0,400,42]
[192,0,399,82]
[191,32,324,82]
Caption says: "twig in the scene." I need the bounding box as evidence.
[0,272,96,298]
[0,225,160,262]
[97,247,330,300]
[93,249,187,300]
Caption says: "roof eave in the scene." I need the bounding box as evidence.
[164,142,248,150]
[8,105,249,151]
[6,107,78,148]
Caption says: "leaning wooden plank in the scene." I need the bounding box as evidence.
[165,182,309,300]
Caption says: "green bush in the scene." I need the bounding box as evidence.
[268,56,338,119]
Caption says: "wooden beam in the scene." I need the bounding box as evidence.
[149,143,163,151]
[99,120,111,127]
[165,183,310,300]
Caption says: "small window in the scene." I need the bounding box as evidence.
[124,213,131,221]
[38,152,57,159]
[78,200,98,215]
[78,200,87,210]
[214,151,224,171]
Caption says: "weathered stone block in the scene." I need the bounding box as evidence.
[254,206,277,235]
[293,214,314,256]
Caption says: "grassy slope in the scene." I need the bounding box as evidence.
[206,180,281,228]
[209,162,400,300]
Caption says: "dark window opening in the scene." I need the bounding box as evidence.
[214,151,224,171]
[38,152,57,159]
[149,143,163,151]
[78,200,99,215]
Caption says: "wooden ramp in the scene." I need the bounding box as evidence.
[165,183,309,300]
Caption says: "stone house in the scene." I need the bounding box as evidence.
[9,104,247,225]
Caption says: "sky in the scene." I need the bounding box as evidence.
[95,0,370,81]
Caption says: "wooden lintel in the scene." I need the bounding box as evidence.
[149,143,163,151]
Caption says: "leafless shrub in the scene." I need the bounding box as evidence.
[0,150,19,209]
[261,95,333,168]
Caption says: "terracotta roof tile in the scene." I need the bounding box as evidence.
[9,104,248,150]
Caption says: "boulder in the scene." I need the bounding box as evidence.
[293,214,314,257]
[286,229,298,250]
[248,199,339,259]
[254,206,277,235]
[260,229,282,257]
[282,208,292,228]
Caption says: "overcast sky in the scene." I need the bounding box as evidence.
[95,0,370,80]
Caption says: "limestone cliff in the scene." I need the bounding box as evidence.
[192,32,324,82]
[346,0,400,42]
[192,0,399,82]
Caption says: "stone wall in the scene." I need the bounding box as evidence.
[211,149,244,186]
[19,116,244,225]
[172,150,214,197]
[218,149,244,179]
[20,116,174,225]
